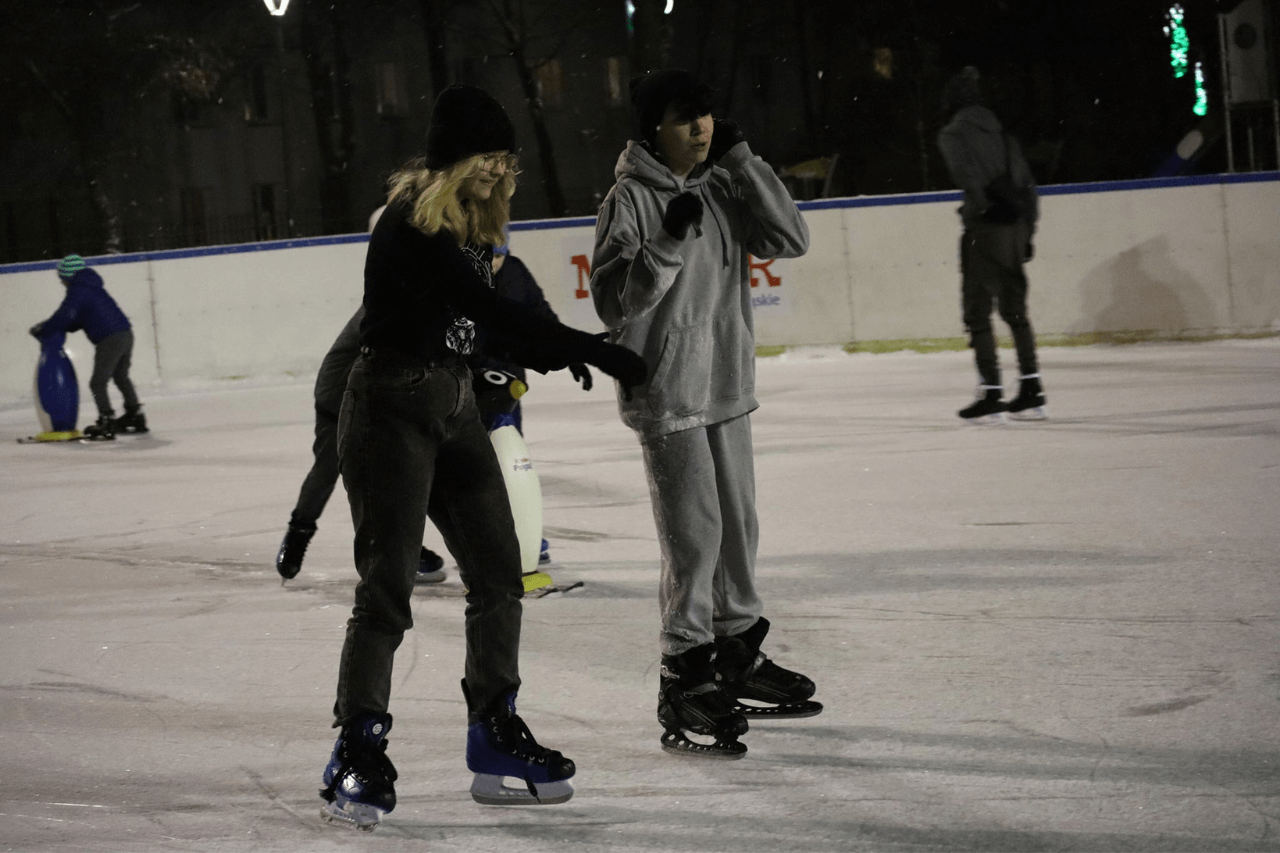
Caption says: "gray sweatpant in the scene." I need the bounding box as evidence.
[640,413,763,657]
[90,329,139,417]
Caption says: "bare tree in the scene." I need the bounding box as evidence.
[417,0,466,102]
[299,1,359,234]
[5,4,230,254]
[468,0,595,217]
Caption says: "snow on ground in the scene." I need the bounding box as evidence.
[1,339,1278,852]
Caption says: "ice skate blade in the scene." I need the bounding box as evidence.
[320,798,383,831]
[1007,406,1047,421]
[960,412,1005,425]
[660,729,747,760]
[414,568,447,585]
[470,773,574,805]
[735,699,824,719]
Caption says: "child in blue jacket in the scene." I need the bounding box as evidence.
[29,255,147,439]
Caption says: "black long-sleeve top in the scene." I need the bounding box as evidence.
[359,199,594,373]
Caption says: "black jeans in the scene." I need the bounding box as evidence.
[90,329,139,417]
[290,407,340,528]
[960,221,1038,387]
[332,351,524,727]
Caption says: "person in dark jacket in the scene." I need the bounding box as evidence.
[29,255,147,439]
[273,306,448,583]
[318,85,646,830]
[471,241,595,574]
[937,67,1047,423]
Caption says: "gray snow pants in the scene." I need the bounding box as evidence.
[640,413,763,657]
[89,329,139,417]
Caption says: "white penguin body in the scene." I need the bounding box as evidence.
[489,422,543,574]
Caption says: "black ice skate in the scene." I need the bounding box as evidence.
[111,405,149,434]
[320,713,397,831]
[716,617,823,720]
[415,547,446,584]
[81,414,116,441]
[275,520,316,581]
[1005,374,1047,421]
[958,385,1006,425]
[463,680,575,805]
[658,644,748,759]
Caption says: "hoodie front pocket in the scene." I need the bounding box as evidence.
[647,325,713,418]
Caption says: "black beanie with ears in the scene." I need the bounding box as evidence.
[629,69,714,145]
[424,85,516,170]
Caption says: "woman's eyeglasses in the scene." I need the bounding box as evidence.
[479,154,519,173]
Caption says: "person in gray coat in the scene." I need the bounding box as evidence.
[937,66,1046,423]
[591,69,820,759]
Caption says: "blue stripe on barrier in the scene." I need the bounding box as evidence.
[2,171,1276,275]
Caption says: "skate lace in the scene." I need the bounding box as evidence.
[490,712,562,767]
[319,739,397,803]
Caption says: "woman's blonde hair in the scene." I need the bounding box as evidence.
[386,153,518,248]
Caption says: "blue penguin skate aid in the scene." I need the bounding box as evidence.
[25,335,81,442]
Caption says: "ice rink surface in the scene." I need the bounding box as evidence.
[2,339,1278,853]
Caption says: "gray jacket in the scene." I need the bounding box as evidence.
[590,140,809,437]
[937,105,1039,228]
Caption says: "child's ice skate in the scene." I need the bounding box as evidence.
[658,644,748,759]
[82,414,116,441]
[319,713,397,832]
[463,681,575,805]
[715,617,823,719]
[111,405,149,434]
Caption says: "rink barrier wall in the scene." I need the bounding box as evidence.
[1,171,1277,408]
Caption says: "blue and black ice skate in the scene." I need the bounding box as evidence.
[320,713,398,831]
[463,680,575,805]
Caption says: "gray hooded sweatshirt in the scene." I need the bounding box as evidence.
[937,105,1039,228]
[590,140,810,437]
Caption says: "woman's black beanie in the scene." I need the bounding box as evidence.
[424,85,516,170]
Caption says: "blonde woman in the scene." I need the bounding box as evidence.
[320,85,645,831]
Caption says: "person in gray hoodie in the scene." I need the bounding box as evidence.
[937,66,1046,423]
[590,69,819,759]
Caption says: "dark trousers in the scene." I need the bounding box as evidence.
[333,352,524,727]
[290,409,340,527]
[960,222,1038,387]
[89,329,139,417]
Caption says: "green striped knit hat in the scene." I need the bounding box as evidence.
[57,254,86,278]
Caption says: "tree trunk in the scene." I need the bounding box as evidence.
[26,58,123,254]
[417,0,454,102]
[510,44,567,217]
[299,2,354,233]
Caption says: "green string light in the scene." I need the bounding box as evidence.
[1165,4,1189,79]
[1193,61,1208,116]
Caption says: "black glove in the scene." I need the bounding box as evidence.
[589,341,647,402]
[568,363,593,391]
[709,118,746,162]
[661,192,703,240]
[28,323,44,339]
